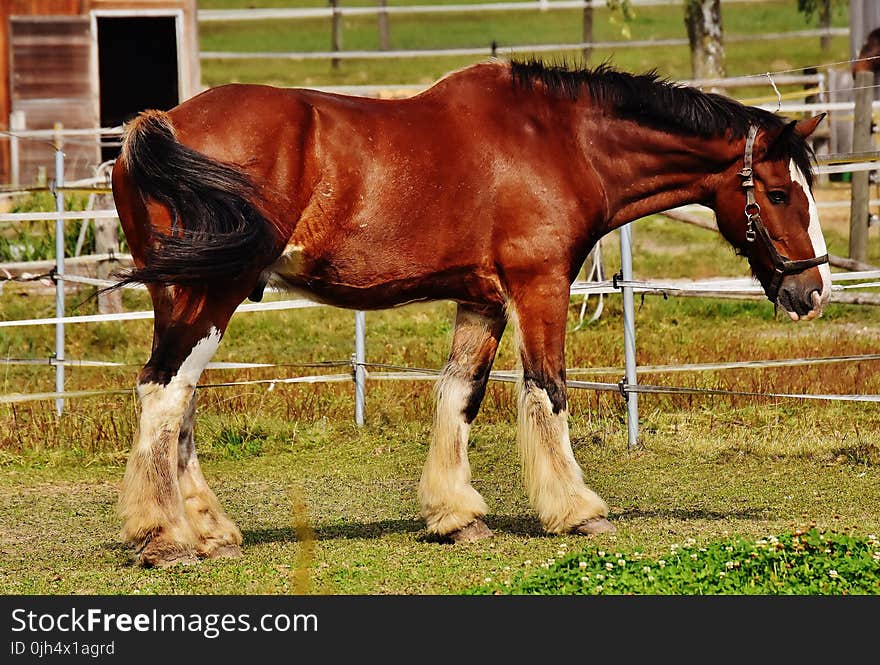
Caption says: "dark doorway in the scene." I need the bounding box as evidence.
[97,16,179,162]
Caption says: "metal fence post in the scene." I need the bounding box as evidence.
[354,310,366,425]
[619,223,638,449]
[850,69,874,263]
[53,130,66,416]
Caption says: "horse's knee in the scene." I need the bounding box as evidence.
[522,371,567,414]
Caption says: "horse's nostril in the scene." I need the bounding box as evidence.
[777,287,796,314]
[779,286,814,317]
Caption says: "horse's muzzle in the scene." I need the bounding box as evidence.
[776,274,829,321]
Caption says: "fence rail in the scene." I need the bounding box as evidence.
[201,28,848,61]
[196,0,780,21]
[2,85,880,444]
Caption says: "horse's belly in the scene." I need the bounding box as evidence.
[265,243,503,309]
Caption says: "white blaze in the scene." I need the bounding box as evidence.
[136,327,221,401]
[176,327,222,387]
[789,160,832,305]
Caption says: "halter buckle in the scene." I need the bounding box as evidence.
[738,167,754,188]
[744,202,760,242]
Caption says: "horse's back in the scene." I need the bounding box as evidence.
[166,60,512,154]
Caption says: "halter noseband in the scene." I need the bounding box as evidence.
[738,124,829,302]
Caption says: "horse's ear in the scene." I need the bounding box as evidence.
[794,113,826,138]
[754,121,795,160]
[757,116,823,161]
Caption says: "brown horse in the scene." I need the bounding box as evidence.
[110,58,831,567]
[853,27,880,77]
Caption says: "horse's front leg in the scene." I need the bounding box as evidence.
[419,303,506,542]
[511,281,616,536]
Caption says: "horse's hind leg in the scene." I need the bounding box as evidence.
[419,303,506,542]
[119,286,244,566]
[511,285,616,536]
[177,391,243,559]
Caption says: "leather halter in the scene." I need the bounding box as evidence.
[738,124,829,302]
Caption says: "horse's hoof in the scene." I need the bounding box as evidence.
[136,540,199,568]
[572,517,617,536]
[448,519,493,543]
[204,544,243,560]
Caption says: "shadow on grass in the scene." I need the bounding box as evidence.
[112,506,768,557]
[242,506,767,546]
[245,515,549,543]
[486,507,772,538]
[244,518,426,544]
[611,506,770,520]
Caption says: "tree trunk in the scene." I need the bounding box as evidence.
[684,0,726,80]
[819,0,831,53]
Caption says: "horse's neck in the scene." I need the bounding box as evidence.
[588,122,740,232]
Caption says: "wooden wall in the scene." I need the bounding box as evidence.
[0,0,199,183]
[0,2,83,184]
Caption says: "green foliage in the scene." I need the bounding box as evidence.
[0,192,127,262]
[796,0,846,23]
[470,528,880,595]
[208,424,268,459]
[605,0,636,39]
[0,221,93,261]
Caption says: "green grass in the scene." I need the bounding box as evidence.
[1,414,878,594]
[2,238,880,595]
[1,1,878,595]
[198,0,851,90]
[0,192,106,262]
[470,528,880,594]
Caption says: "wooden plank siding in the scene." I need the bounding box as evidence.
[9,15,99,184]
[0,1,84,183]
[0,0,199,184]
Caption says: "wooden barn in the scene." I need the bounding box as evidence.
[0,0,201,185]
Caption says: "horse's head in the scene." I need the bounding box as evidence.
[713,114,831,321]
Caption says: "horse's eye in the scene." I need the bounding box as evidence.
[768,190,787,205]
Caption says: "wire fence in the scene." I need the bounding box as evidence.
[2,72,880,444]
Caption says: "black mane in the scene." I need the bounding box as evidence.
[509,58,815,184]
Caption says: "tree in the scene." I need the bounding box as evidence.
[583,1,636,65]
[684,0,726,80]
[797,0,845,52]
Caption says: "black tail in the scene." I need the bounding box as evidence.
[114,110,280,289]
